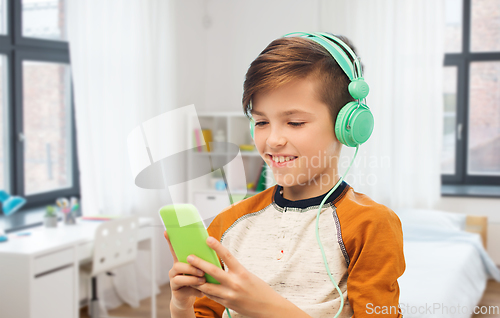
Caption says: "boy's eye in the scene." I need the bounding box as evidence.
[254,121,305,127]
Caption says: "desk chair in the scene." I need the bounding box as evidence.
[81,216,140,318]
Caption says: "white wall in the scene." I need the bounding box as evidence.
[174,0,207,113]
[175,0,320,113]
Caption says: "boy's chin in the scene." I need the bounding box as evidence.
[275,180,307,188]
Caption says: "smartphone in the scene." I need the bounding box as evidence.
[159,204,222,284]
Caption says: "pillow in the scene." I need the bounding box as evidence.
[393,208,467,231]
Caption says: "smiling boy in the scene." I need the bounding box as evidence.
[166,33,405,318]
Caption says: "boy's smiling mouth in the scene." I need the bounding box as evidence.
[266,154,298,167]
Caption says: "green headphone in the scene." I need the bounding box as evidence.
[247,32,374,148]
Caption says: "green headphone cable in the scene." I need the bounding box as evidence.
[315,145,359,318]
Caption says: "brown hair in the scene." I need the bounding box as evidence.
[242,33,360,128]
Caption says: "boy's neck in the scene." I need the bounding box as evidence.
[281,171,342,201]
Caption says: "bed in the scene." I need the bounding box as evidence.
[395,208,500,318]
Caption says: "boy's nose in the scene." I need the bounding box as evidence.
[265,127,287,148]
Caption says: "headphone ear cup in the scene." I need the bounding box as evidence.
[335,101,374,147]
[249,118,255,140]
[335,103,354,146]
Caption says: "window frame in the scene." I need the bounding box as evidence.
[0,0,79,211]
[442,0,500,187]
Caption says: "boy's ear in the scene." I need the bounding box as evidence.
[332,133,344,149]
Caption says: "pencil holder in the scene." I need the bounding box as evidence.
[63,208,76,225]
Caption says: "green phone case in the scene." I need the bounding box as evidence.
[159,204,222,284]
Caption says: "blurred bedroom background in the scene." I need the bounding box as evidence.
[0,0,499,317]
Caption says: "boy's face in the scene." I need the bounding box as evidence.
[251,76,342,195]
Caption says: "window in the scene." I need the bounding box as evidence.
[0,0,79,210]
[0,55,7,190]
[0,0,6,35]
[442,0,500,187]
[22,0,67,41]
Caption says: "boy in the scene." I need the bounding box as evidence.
[166,33,405,318]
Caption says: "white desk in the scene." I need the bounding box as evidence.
[0,217,157,318]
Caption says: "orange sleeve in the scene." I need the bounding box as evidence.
[193,297,225,318]
[337,191,406,317]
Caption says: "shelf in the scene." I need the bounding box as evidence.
[197,111,247,117]
[240,151,261,157]
[193,189,262,195]
[192,151,261,157]
[192,152,228,156]
[188,111,274,215]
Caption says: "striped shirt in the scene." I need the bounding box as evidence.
[194,181,405,318]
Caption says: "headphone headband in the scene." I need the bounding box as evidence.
[282,31,362,82]
[315,32,363,78]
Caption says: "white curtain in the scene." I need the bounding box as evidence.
[67,0,177,311]
[319,0,445,209]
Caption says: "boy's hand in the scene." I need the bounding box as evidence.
[187,236,307,318]
[164,231,206,312]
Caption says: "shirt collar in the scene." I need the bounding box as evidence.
[273,181,350,209]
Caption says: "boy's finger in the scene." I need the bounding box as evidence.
[187,254,228,285]
[164,231,179,262]
[206,236,242,272]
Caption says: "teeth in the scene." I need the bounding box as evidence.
[271,155,296,163]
